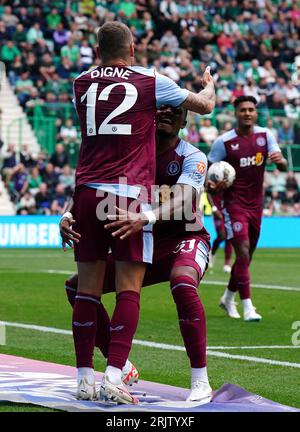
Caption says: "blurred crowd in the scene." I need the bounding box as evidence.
[0,0,300,215]
[1,0,300,138]
[263,169,300,215]
[1,142,299,216]
[0,142,74,215]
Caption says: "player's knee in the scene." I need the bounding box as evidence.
[236,249,250,263]
[170,266,198,286]
[170,276,203,319]
[234,241,250,261]
[66,274,78,290]
[65,274,78,308]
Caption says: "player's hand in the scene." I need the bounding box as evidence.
[268,151,283,164]
[206,179,228,195]
[59,217,81,251]
[105,207,149,240]
[201,66,214,88]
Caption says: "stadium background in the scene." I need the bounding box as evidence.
[0,0,300,412]
[1,0,300,220]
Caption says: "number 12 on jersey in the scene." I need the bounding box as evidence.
[80,82,138,136]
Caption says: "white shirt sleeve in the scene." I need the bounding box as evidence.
[266,128,281,153]
[177,151,207,194]
[155,72,189,108]
[207,136,227,163]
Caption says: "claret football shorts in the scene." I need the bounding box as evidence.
[73,185,153,263]
[222,205,262,249]
[143,233,210,286]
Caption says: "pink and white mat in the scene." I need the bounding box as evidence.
[0,354,298,412]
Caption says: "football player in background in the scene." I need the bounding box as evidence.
[207,96,287,321]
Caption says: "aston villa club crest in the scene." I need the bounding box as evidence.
[257,137,266,147]
[233,221,243,232]
[167,161,180,175]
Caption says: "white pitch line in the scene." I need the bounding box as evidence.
[0,321,71,335]
[2,269,300,293]
[204,280,300,292]
[207,345,300,350]
[0,254,68,259]
[1,321,300,369]
[43,270,74,275]
[206,350,300,369]
[0,270,74,275]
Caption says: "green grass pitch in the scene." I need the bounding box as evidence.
[0,248,299,411]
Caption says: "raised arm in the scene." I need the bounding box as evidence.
[155,65,215,116]
[181,66,216,115]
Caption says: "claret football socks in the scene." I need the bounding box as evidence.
[171,275,207,368]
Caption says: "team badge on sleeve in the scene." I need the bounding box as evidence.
[197,162,206,174]
[257,137,266,147]
[167,161,180,175]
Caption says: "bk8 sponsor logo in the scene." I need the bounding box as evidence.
[240,152,264,167]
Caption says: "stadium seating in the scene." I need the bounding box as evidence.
[0,0,300,215]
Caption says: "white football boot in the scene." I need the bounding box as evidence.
[244,307,262,322]
[121,360,139,386]
[99,374,139,405]
[219,295,241,319]
[186,381,213,404]
[76,375,97,400]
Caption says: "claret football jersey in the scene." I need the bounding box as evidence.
[154,138,209,239]
[73,65,189,200]
[208,126,281,210]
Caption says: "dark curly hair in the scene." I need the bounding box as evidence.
[233,96,258,109]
